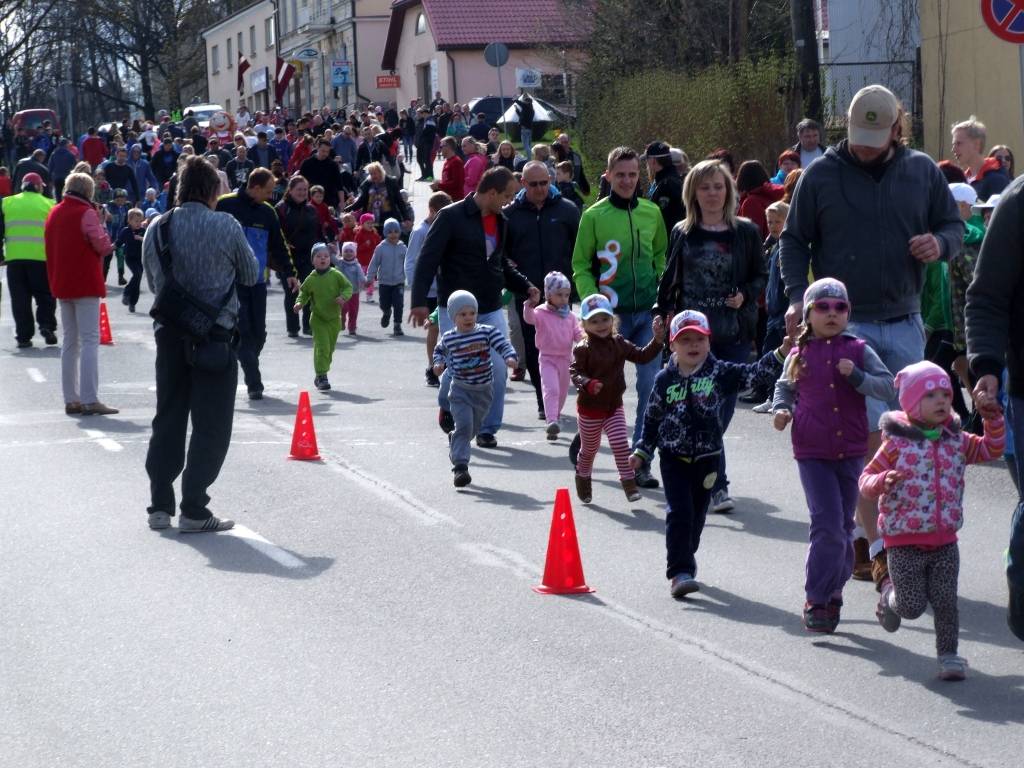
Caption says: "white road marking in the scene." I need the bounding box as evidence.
[83,428,123,453]
[25,367,45,383]
[227,524,306,568]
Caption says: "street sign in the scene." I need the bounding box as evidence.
[331,59,351,87]
[484,42,509,68]
[376,74,400,89]
[982,0,1024,43]
[515,67,542,89]
[295,48,319,60]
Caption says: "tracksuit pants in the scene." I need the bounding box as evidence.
[797,457,862,605]
[236,283,267,393]
[449,380,492,467]
[539,352,570,423]
[312,318,340,376]
[661,453,718,579]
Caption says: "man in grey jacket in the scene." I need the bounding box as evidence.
[966,176,1024,641]
[780,84,964,593]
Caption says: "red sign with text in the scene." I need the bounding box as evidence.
[376,75,400,89]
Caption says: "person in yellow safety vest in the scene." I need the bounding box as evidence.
[0,172,57,348]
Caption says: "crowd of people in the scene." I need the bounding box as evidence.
[2,82,1022,682]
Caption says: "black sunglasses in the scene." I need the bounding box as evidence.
[527,179,549,188]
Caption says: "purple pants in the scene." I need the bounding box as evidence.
[796,457,863,605]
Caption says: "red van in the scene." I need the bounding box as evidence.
[12,109,61,136]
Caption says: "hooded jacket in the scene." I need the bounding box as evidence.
[502,185,580,292]
[780,141,964,323]
[969,157,1010,202]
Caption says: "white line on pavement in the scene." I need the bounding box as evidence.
[83,428,123,453]
[25,367,45,383]
[227,524,306,568]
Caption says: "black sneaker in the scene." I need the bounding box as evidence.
[41,330,58,345]
[476,433,497,449]
[1009,577,1024,642]
[117,275,127,286]
[248,388,264,400]
[129,305,136,313]
[287,330,299,338]
[635,466,660,489]
[392,326,404,336]
[569,432,580,466]
[314,375,331,391]
[425,367,440,387]
[380,309,391,327]
[438,408,455,434]
[16,340,32,349]
[453,465,472,487]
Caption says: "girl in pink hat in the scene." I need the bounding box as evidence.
[860,360,1005,681]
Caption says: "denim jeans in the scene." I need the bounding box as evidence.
[615,310,660,447]
[711,339,751,493]
[520,127,533,158]
[437,307,509,436]
[847,314,925,429]
[1009,396,1024,589]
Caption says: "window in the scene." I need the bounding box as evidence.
[280,2,287,34]
[211,44,219,73]
[250,26,256,56]
[415,12,426,35]
[227,37,233,67]
[237,32,243,61]
[225,98,231,113]
[265,17,275,48]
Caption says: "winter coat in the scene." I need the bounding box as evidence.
[366,239,408,285]
[44,192,112,299]
[737,181,784,239]
[570,333,663,413]
[502,186,581,293]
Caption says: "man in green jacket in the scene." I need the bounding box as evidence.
[1,172,56,348]
[571,146,667,487]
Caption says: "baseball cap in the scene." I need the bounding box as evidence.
[21,172,44,189]
[642,141,672,160]
[580,293,614,320]
[670,310,712,340]
[973,193,1001,213]
[948,182,977,206]
[847,85,899,149]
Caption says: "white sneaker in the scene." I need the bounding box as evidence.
[711,489,735,513]
[671,573,700,598]
[938,654,968,681]
[751,398,773,413]
[148,511,171,530]
[179,515,235,533]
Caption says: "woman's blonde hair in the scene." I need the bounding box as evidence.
[63,172,95,200]
[364,161,385,179]
[681,160,737,233]
[782,322,813,383]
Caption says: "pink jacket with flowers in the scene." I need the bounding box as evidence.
[859,411,1005,549]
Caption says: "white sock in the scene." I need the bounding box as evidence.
[869,538,885,559]
[853,525,866,539]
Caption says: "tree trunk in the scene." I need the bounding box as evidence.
[790,0,822,122]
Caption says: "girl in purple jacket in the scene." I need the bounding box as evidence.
[772,278,895,634]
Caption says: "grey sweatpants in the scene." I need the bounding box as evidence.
[888,542,960,656]
[60,297,101,406]
[449,380,493,468]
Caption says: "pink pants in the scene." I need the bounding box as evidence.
[364,279,375,299]
[342,294,359,331]
[540,352,571,423]
[576,405,634,480]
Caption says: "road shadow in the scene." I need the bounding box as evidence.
[75,418,149,434]
[585,501,664,533]
[474,444,569,472]
[13,346,61,358]
[457,484,548,511]
[317,389,383,405]
[703,496,809,544]
[163,528,334,580]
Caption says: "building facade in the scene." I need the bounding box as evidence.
[202,0,278,115]
[275,0,392,112]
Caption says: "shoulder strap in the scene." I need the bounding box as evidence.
[156,209,175,277]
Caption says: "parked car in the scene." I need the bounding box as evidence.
[182,103,225,130]
[13,109,61,137]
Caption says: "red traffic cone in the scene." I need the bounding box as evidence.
[533,488,594,595]
[98,301,114,345]
[288,390,321,460]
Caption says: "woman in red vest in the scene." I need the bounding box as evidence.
[45,172,118,416]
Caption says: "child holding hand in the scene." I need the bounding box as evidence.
[523,271,582,440]
[631,310,789,598]
[294,243,353,391]
[354,213,381,302]
[572,294,665,504]
[771,279,895,631]
[337,241,366,335]
[860,361,1004,681]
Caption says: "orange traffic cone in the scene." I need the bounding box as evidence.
[98,301,114,345]
[533,487,594,595]
[288,390,321,460]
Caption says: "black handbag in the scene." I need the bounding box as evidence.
[149,210,234,341]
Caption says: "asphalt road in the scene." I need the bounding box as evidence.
[1,177,1022,768]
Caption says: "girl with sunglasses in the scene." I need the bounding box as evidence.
[771,278,895,633]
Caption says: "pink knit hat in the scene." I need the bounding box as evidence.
[895,361,952,420]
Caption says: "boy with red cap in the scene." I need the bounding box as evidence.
[860,361,1005,681]
[631,310,790,598]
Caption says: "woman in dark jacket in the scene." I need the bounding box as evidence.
[345,162,414,229]
[656,159,767,513]
[275,174,320,336]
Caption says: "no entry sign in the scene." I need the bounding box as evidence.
[982,0,1024,43]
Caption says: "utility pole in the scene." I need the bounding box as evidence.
[790,0,822,122]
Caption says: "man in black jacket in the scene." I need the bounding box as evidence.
[410,166,539,447]
[300,138,345,207]
[102,147,140,203]
[414,107,438,181]
[502,160,580,417]
[250,132,279,169]
[216,168,297,400]
[12,150,52,197]
[225,145,255,192]
[643,140,684,239]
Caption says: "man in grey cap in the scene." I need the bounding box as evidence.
[780,84,964,597]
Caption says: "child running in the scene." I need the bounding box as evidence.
[337,241,366,336]
[572,294,665,504]
[354,213,381,302]
[771,278,896,631]
[860,361,1004,681]
[432,290,518,488]
[114,208,146,313]
[293,243,354,391]
[366,218,408,336]
[523,271,582,441]
[631,310,788,598]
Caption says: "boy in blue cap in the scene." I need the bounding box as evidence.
[366,217,408,336]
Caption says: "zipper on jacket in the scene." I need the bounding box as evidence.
[626,205,637,311]
[932,440,943,532]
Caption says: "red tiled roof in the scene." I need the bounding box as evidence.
[383,0,590,70]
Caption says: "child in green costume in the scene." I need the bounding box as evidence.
[294,243,354,391]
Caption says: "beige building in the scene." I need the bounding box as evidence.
[202,0,278,115]
[921,3,1024,166]
[276,0,392,111]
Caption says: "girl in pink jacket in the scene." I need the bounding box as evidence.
[523,271,582,440]
[860,361,1004,681]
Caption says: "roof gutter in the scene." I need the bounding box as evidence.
[352,0,372,105]
[447,52,457,103]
